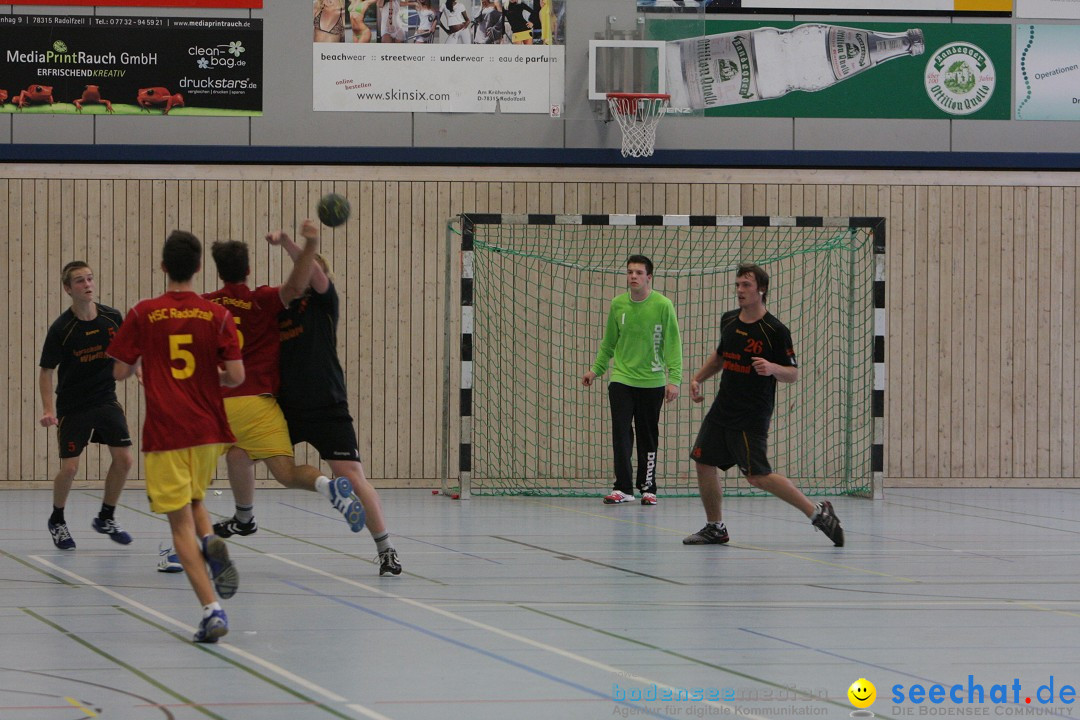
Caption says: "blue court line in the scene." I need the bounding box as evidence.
[740,628,1074,719]
[284,580,670,718]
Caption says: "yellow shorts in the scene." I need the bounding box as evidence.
[512,29,532,43]
[145,444,230,514]
[224,395,294,460]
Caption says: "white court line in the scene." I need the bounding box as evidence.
[266,552,773,720]
[29,555,393,720]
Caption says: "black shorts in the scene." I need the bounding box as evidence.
[281,402,361,463]
[57,401,132,459]
[689,419,772,476]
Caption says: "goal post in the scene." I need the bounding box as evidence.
[454,213,885,500]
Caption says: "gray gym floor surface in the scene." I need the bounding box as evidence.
[1,487,1077,720]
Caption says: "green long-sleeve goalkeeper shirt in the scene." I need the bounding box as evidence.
[591,290,683,388]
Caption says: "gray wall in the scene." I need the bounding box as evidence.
[2,1,1080,163]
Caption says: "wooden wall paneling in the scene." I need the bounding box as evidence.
[1026,188,1043,476]
[365,181,385,478]
[24,180,44,480]
[352,180,372,479]
[41,181,62,480]
[998,187,1015,476]
[7,181,24,479]
[1011,188,1027,477]
[421,181,440,479]
[922,186,940,475]
[1046,187,1062,475]
[379,181,398,478]
[912,185,929,479]
[946,186,964,478]
[972,186,989,477]
[985,186,1002,478]
[887,186,906,477]
[903,186,919,478]
[1064,187,1077,476]
[407,181,425,478]
[1037,187,1052,476]
[391,181,410,476]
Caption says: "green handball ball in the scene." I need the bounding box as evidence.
[317,193,351,228]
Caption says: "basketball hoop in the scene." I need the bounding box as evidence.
[607,92,670,159]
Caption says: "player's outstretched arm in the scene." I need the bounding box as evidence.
[273,220,321,305]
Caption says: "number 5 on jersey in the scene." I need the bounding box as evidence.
[169,334,196,379]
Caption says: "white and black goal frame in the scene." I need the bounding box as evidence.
[444,213,886,500]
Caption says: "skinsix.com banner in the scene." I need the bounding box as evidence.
[638,0,1012,13]
[646,20,1010,119]
[313,0,565,114]
[0,15,261,115]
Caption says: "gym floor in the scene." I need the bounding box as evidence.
[1,487,1077,720]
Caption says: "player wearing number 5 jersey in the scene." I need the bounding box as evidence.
[684,263,844,548]
[109,230,245,643]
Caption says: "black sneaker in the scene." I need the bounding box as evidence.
[812,501,845,547]
[92,516,132,545]
[682,523,729,545]
[213,516,258,538]
[378,548,402,576]
[48,519,76,550]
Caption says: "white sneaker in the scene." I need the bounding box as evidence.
[603,490,634,504]
[157,543,183,573]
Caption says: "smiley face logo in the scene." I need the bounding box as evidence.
[848,678,876,709]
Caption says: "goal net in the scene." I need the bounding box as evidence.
[458,214,883,498]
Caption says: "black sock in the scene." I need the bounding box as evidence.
[49,507,65,524]
[98,503,116,521]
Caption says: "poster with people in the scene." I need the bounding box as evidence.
[313,0,566,113]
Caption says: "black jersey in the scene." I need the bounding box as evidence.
[706,309,797,434]
[278,283,349,411]
[39,304,123,417]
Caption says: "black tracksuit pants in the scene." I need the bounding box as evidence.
[608,382,665,495]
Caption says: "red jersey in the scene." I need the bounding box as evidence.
[203,283,284,398]
[108,291,241,452]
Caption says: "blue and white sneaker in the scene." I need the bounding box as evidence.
[157,543,184,573]
[48,519,76,550]
[201,535,239,599]
[193,609,228,643]
[328,477,366,533]
[92,516,132,545]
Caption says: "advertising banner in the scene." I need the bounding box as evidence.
[646,20,1010,119]
[0,15,261,115]
[313,0,565,114]
[1016,0,1080,17]
[6,0,260,8]
[638,0,1012,14]
[1015,25,1080,119]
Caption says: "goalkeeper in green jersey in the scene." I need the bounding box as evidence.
[582,255,682,506]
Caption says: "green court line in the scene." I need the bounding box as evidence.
[0,548,79,586]
[20,607,228,720]
[514,603,852,712]
[117,608,357,720]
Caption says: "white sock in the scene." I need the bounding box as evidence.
[709,521,725,530]
[315,476,332,499]
[202,601,222,618]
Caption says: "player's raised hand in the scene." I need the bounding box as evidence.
[265,230,289,247]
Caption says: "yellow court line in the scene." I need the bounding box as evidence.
[526,499,919,583]
[1010,600,1080,620]
[65,697,98,717]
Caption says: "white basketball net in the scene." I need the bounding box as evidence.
[608,94,669,158]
